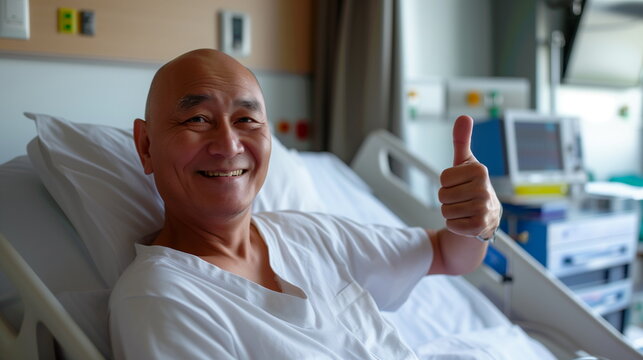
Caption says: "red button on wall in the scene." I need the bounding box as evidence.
[295,120,309,140]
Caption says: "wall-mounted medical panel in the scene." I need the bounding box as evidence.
[404,77,530,122]
[405,78,445,121]
[0,0,312,74]
[446,77,530,121]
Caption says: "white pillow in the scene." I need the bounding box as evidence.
[0,156,103,291]
[255,145,327,214]
[25,113,325,287]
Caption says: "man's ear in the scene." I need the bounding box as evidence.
[133,118,154,174]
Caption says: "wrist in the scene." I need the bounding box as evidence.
[475,204,502,243]
[475,228,497,243]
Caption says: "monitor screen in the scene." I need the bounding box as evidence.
[514,121,564,172]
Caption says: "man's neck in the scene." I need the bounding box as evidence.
[152,209,281,292]
[153,209,255,261]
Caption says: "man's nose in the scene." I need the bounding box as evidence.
[207,123,244,157]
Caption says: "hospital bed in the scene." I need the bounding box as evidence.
[0,113,641,359]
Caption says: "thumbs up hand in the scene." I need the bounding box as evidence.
[438,115,501,240]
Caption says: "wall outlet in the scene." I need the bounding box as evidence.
[57,7,78,34]
[0,0,29,40]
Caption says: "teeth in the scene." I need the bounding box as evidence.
[201,170,244,177]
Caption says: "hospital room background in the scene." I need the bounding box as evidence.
[1,0,643,359]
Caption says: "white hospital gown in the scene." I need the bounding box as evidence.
[109,211,433,359]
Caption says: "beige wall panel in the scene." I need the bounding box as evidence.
[0,0,312,74]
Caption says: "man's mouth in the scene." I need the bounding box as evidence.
[198,170,247,178]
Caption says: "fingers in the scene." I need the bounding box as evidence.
[452,115,474,166]
[440,197,490,219]
[440,161,488,189]
[439,178,488,204]
[439,157,499,237]
[441,197,498,237]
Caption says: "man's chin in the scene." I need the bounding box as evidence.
[163,191,258,222]
[196,200,254,219]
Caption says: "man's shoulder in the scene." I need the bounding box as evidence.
[252,210,377,258]
[253,209,323,220]
[253,210,398,239]
[109,245,198,307]
[253,210,357,230]
[253,210,357,242]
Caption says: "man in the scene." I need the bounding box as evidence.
[109,49,501,359]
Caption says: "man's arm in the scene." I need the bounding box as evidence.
[427,228,489,275]
[427,115,501,275]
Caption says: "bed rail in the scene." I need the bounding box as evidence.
[0,233,104,360]
[350,129,642,360]
[351,129,445,231]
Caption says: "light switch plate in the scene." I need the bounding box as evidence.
[0,0,29,39]
[218,10,251,58]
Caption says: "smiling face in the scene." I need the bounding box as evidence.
[134,49,271,222]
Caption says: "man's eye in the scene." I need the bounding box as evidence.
[237,117,254,123]
[186,116,207,123]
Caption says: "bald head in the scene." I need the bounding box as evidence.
[132,48,272,223]
[145,49,262,121]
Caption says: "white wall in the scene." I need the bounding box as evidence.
[403,0,492,81]
[0,55,311,164]
[401,0,492,172]
[0,56,155,164]
[557,85,642,180]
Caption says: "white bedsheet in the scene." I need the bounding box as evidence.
[299,151,556,360]
[299,151,404,227]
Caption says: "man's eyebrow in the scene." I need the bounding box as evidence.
[177,94,212,111]
[176,95,261,113]
[235,99,262,112]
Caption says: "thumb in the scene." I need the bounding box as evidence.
[452,115,474,166]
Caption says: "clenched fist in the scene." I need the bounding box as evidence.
[438,115,501,240]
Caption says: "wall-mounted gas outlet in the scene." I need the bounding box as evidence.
[58,7,78,34]
[218,10,251,58]
[0,0,30,40]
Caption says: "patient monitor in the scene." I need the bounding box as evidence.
[474,112,639,333]
[472,110,586,198]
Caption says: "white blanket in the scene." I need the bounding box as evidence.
[414,325,551,360]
